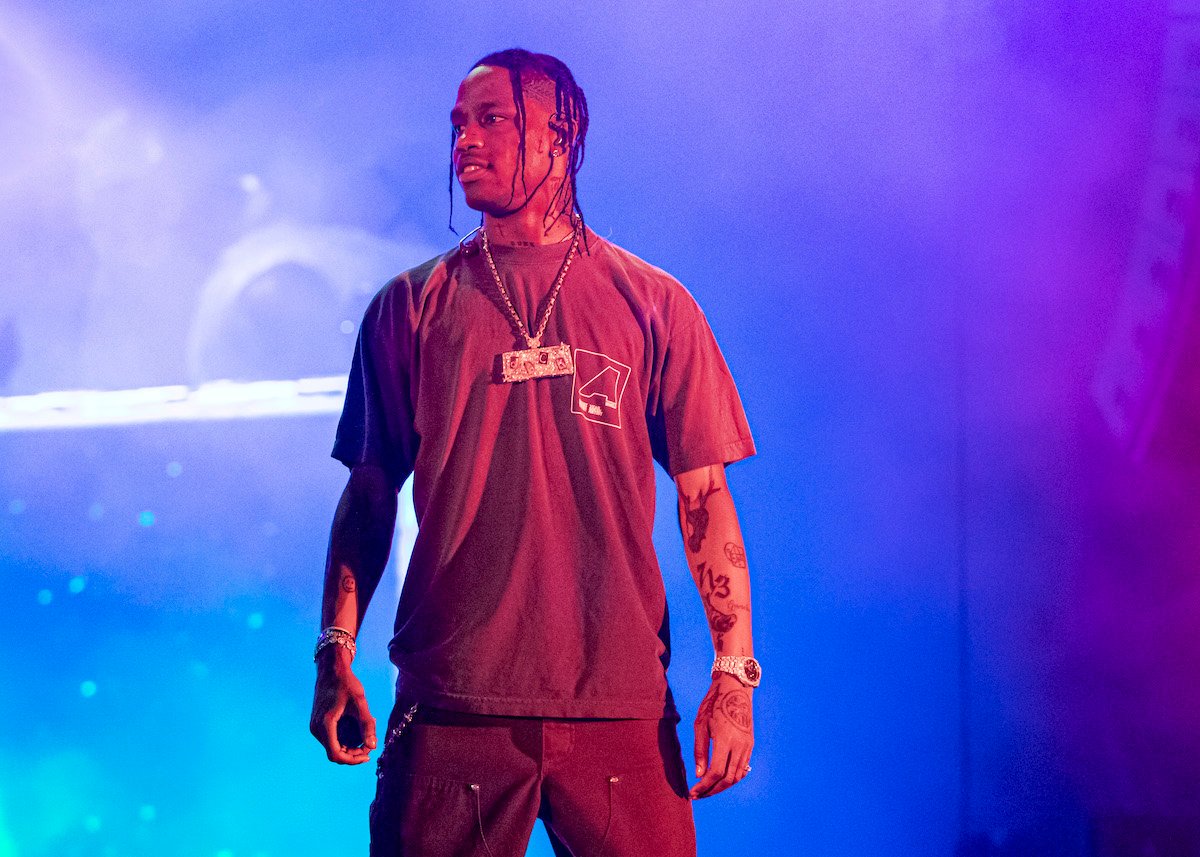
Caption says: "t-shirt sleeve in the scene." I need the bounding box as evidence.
[648,305,756,477]
[331,288,417,488]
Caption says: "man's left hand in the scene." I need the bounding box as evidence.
[689,672,754,799]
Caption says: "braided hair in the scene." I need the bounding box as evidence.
[449,48,589,241]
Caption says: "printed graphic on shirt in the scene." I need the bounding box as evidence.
[571,349,632,428]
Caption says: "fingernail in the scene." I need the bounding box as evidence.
[695,764,703,776]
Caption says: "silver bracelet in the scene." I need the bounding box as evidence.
[314,626,357,661]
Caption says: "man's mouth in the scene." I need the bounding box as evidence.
[458,161,488,179]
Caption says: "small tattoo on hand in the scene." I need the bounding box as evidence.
[720,690,753,733]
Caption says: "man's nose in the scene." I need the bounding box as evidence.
[455,124,483,151]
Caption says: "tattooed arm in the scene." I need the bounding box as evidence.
[676,463,755,799]
[309,464,398,765]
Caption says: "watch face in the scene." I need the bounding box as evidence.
[744,660,761,682]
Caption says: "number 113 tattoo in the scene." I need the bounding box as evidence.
[697,561,737,652]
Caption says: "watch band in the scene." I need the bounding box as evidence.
[712,655,762,688]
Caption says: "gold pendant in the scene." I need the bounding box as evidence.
[500,343,574,383]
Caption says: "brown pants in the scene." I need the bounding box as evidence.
[369,702,697,857]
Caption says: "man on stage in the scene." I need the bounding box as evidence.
[310,48,760,856]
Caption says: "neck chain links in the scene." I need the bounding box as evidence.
[480,228,580,350]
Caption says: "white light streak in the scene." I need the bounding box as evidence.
[0,376,347,431]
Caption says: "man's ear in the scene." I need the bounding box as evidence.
[549,112,569,149]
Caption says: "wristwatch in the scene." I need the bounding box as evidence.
[712,656,762,688]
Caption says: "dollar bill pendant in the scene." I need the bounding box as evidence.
[500,342,574,383]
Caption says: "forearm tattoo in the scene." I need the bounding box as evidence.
[340,573,357,594]
[697,561,737,652]
[683,477,722,553]
[724,542,747,568]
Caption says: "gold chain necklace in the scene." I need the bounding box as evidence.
[480,229,580,383]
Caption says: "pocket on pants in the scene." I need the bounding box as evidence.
[370,771,494,857]
[597,764,695,857]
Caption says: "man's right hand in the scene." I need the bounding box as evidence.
[310,646,378,765]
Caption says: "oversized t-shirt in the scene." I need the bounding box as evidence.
[332,229,755,719]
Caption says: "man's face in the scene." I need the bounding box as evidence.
[451,65,557,216]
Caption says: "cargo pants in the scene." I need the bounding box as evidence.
[369,700,697,857]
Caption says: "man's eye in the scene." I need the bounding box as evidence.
[486,114,505,124]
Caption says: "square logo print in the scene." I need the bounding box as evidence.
[571,349,632,428]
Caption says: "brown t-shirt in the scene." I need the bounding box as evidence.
[332,230,755,718]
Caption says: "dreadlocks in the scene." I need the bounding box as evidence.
[448,48,589,240]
